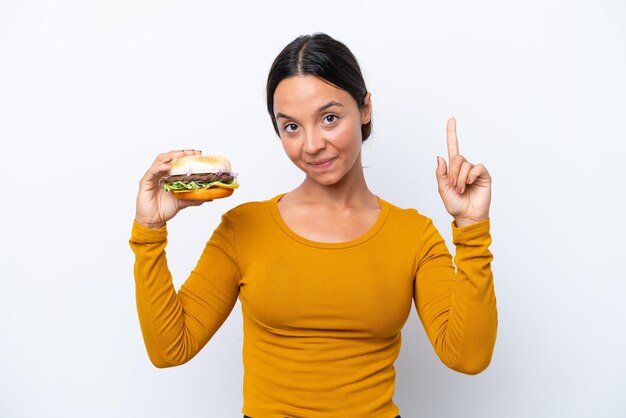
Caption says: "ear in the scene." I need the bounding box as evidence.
[360,92,372,124]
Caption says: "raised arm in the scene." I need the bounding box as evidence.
[414,118,497,374]
[414,218,497,375]
[129,150,240,367]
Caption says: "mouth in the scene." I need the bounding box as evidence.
[308,157,336,169]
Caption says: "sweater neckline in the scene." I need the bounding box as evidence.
[269,193,390,249]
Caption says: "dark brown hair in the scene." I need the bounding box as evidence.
[266,33,372,141]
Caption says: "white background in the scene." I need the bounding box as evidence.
[1,1,625,417]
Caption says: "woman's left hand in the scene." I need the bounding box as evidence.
[436,117,492,227]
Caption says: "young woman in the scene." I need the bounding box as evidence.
[130,33,497,418]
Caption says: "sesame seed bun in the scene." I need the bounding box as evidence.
[169,154,232,176]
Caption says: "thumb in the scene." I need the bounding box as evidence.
[436,156,449,191]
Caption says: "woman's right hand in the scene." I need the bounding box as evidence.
[135,149,206,229]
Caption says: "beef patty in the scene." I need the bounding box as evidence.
[159,172,234,185]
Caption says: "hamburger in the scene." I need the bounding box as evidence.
[159,154,239,200]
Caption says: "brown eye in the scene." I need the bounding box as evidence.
[323,115,338,124]
[284,123,298,133]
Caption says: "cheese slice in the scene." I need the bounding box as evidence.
[172,181,239,192]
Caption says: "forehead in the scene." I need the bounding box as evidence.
[273,75,354,112]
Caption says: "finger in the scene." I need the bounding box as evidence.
[456,161,474,194]
[140,162,172,186]
[467,163,491,184]
[446,117,459,160]
[155,149,202,164]
[447,154,466,188]
[143,150,202,185]
[435,156,449,191]
[153,150,203,173]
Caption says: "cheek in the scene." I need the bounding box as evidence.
[280,139,293,157]
[327,119,362,147]
[280,138,303,165]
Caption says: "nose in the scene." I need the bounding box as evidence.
[303,128,326,154]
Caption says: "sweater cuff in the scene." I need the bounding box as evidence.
[130,219,168,244]
[451,218,491,246]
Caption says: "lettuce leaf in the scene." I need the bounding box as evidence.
[162,179,239,192]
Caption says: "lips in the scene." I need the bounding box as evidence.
[308,157,336,168]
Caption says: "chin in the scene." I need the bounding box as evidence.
[305,171,347,187]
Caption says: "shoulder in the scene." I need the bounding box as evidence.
[375,198,443,253]
[220,194,280,228]
[380,197,434,230]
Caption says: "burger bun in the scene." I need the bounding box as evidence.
[171,187,235,201]
[169,154,231,175]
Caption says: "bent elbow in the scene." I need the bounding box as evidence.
[145,350,174,368]
[145,347,192,369]
[142,328,201,369]
[149,357,174,369]
[448,351,493,375]
[148,351,195,369]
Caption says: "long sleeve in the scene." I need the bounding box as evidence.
[129,216,241,368]
[414,218,497,375]
[127,197,497,416]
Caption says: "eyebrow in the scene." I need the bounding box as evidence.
[318,101,343,112]
[275,101,343,120]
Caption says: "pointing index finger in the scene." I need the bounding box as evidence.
[446,117,459,160]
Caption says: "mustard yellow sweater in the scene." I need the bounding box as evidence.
[129,195,497,418]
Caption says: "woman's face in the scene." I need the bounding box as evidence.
[273,75,371,187]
